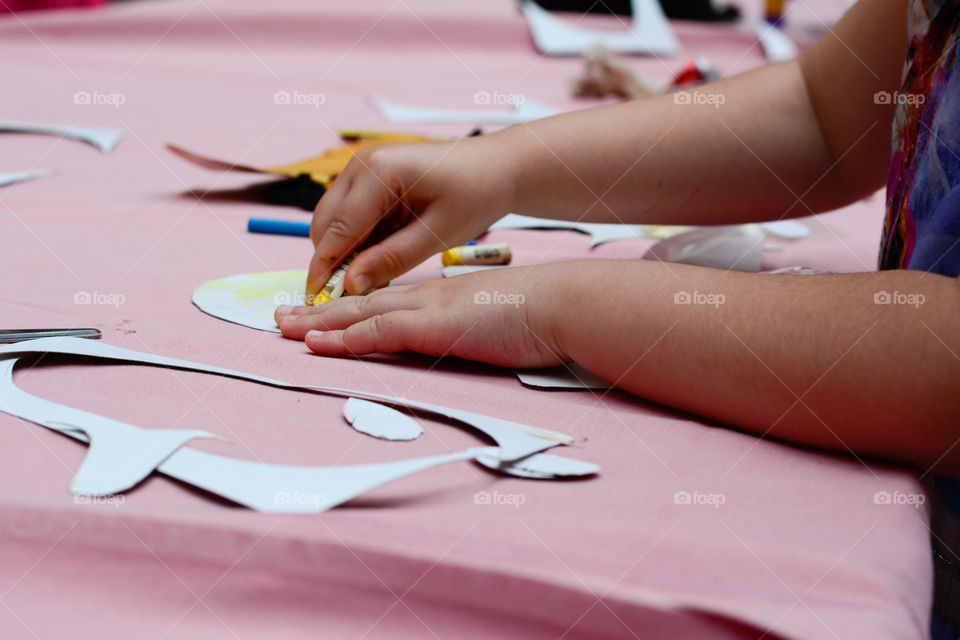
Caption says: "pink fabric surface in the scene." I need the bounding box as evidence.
[0,1,931,639]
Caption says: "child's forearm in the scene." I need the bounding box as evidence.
[555,261,960,473]
[494,0,905,227]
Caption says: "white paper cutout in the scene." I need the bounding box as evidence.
[371,97,558,125]
[517,363,612,390]
[754,23,798,63]
[643,224,765,272]
[0,121,125,154]
[343,398,423,441]
[475,451,600,478]
[0,339,592,512]
[522,0,681,57]
[488,213,650,247]
[0,358,222,496]
[53,421,224,496]
[0,338,575,460]
[192,269,306,333]
[0,169,54,188]
[442,265,508,278]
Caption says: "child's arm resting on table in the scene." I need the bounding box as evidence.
[279,261,960,475]
[281,0,958,472]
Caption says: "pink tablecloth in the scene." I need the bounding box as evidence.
[0,1,931,639]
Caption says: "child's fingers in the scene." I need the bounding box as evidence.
[309,173,352,247]
[346,218,446,293]
[275,286,422,339]
[306,175,388,296]
[304,310,423,356]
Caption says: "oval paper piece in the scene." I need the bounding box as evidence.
[192,270,307,332]
[475,452,600,478]
[343,398,423,441]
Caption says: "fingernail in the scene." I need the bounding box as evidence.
[352,274,371,295]
[276,305,292,316]
[306,330,322,340]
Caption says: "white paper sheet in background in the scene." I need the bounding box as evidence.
[192,269,306,333]
[643,224,766,272]
[0,338,597,512]
[754,22,798,63]
[488,213,651,247]
[371,97,558,124]
[522,0,681,57]
[0,121,125,154]
[0,169,54,188]
[488,214,808,248]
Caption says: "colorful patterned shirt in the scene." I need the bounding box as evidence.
[879,1,960,637]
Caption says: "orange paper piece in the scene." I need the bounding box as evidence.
[167,130,439,188]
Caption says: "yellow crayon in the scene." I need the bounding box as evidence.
[312,253,356,305]
[441,243,512,267]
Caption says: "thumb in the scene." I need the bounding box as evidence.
[345,217,447,293]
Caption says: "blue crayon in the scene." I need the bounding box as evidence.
[248,218,311,237]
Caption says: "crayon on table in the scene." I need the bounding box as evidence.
[248,218,311,237]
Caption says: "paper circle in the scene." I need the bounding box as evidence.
[192,269,308,332]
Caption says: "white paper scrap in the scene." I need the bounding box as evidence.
[0,121,124,154]
[522,0,681,57]
[517,363,612,390]
[475,451,600,478]
[343,398,423,441]
[754,23,798,63]
[643,224,765,272]
[488,213,649,247]
[371,97,559,125]
[0,169,54,188]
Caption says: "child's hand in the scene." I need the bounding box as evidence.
[307,136,519,298]
[279,264,577,368]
